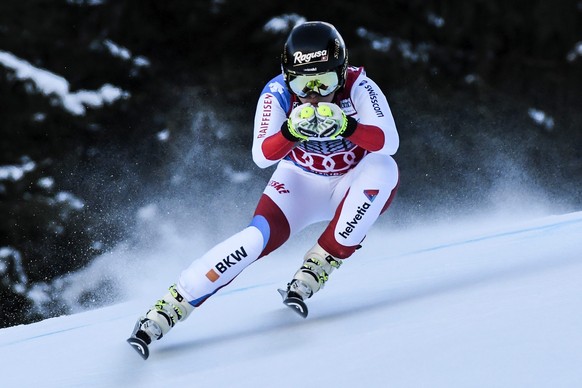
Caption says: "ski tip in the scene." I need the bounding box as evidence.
[283,296,309,318]
[127,337,150,360]
[277,288,287,299]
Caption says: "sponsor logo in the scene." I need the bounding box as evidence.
[339,202,371,239]
[268,81,285,94]
[293,50,328,65]
[364,84,385,118]
[206,246,249,282]
[206,269,220,282]
[333,39,341,59]
[268,180,290,194]
[339,98,356,116]
[257,94,273,138]
[364,189,379,202]
[288,141,367,175]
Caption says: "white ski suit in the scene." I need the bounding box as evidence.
[177,66,400,306]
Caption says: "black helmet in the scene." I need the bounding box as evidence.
[281,21,348,95]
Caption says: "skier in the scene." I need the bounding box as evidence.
[128,21,400,359]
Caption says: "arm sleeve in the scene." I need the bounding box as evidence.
[348,77,399,156]
[252,90,295,168]
[346,122,386,152]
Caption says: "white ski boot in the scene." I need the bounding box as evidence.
[127,284,194,359]
[279,243,342,318]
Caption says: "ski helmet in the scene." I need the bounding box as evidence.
[281,21,348,97]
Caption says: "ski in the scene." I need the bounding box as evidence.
[127,336,150,360]
[127,318,151,360]
[278,288,308,318]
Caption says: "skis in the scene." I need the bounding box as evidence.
[128,289,307,360]
[278,288,308,318]
[127,319,151,360]
[127,336,150,360]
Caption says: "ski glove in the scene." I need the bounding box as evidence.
[280,102,358,142]
[281,103,319,141]
[313,102,358,140]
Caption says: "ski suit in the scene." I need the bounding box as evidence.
[177,66,400,306]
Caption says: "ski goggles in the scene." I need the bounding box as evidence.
[288,71,340,97]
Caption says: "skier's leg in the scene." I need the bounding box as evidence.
[175,162,331,308]
[286,153,399,300]
[320,153,399,258]
[132,225,268,345]
[177,225,268,306]
[130,162,325,344]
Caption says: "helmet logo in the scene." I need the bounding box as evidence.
[333,39,341,59]
[292,50,328,65]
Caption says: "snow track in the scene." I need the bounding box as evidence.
[2,211,582,387]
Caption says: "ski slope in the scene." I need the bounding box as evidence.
[2,211,582,388]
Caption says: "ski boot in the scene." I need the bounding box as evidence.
[278,243,342,318]
[127,284,194,359]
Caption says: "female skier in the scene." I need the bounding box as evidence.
[128,21,400,359]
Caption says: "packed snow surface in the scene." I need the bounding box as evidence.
[2,211,582,388]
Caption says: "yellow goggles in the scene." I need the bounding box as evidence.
[288,71,340,97]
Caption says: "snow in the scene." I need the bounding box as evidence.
[528,108,555,131]
[0,50,129,116]
[356,27,430,63]
[0,247,28,288]
[263,14,306,32]
[1,210,582,387]
[567,41,582,62]
[0,157,36,181]
[103,39,151,69]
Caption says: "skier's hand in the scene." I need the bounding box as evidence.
[313,102,349,140]
[284,103,319,141]
[281,102,357,142]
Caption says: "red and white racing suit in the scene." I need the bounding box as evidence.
[177,66,400,306]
